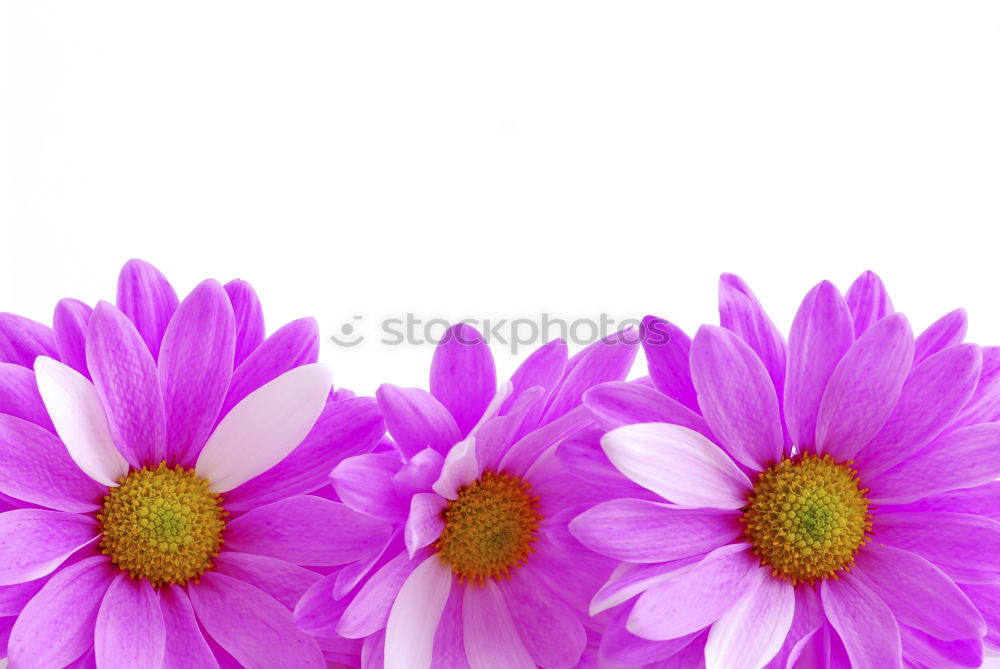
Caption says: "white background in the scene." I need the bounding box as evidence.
[2,3,1000,667]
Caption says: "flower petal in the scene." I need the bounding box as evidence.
[570,499,741,563]
[95,573,166,669]
[691,325,783,469]
[160,585,218,669]
[196,364,332,492]
[845,270,894,337]
[815,313,913,461]
[0,509,98,585]
[219,317,320,417]
[867,422,1000,505]
[855,343,981,476]
[52,298,93,378]
[384,556,453,669]
[641,316,698,410]
[0,313,58,367]
[430,587,467,669]
[224,397,385,511]
[541,329,639,424]
[116,259,179,359]
[86,301,167,466]
[338,549,424,639]
[377,384,463,459]
[0,362,53,431]
[957,346,1000,425]
[500,338,567,423]
[159,279,236,465]
[405,493,446,557]
[821,573,902,669]
[601,423,752,509]
[853,543,984,641]
[704,566,795,669]
[330,453,405,520]
[33,356,129,487]
[627,543,757,640]
[583,381,713,438]
[224,279,265,366]
[431,324,496,436]
[914,308,967,363]
[213,551,320,611]
[0,414,104,512]
[718,273,787,404]
[900,624,982,668]
[188,571,325,669]
[501,567,586,668]
[432,436,479,500]
[225,495,392,566]
[7,556,113,668]
[784,280,854,448]
[875,511,1000,584]
[463,579,535,669]
[292,572,346,637]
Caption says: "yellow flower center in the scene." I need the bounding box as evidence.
[742,453,872,584]
[435,471,542,584]
[96,462,227,587]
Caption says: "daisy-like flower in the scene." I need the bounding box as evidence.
[568,273,1000,669]
[0,261,391,668]
[294,324,639,669]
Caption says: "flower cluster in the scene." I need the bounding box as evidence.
[1,261,999,669]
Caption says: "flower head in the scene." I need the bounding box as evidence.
[0,260,390,668]
[570,272,1000,669]
[296,324,640,669]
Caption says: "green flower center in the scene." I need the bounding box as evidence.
[97,462,227,586]
[742,453,872,583]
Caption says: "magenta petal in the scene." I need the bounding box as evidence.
[8,556,113,668]
[330,453,405,521]
[95,574,166,669]
[0,414,104,512]
[856,343,981,477]
[159,279,236,465]
[957,346,1000,425]
[377,384,462,458]
[867,422,1000,505]
[718,273,788,404]
[430,586,466,669]
[875,511,1000,584]
[224,397,385,512]
[86,301,167,467]
[337,549,423,639]
[188,572,325,669]
[501,567,586,668]
[690,325,783,469]
[960,584,1000,650]
[219,317,319,418]
[224,279,265,366]
[815,313,913,461]
[570,500,741,563]
[292,572,346,637]
[225,495,392,566]
[541,329,639,424]
[583,381,713,438]
[462,580,534,668]
[116,259,179,360]
[783,281,854,448]
[627,543,757,640]
[160,585,218,669]
[896,482,1000,523]
[555,429,646,498]
[641,316,698,411]
[900,624,982,668]
[0,363,54,431]
[53,299,93,378]
[0,509,98,585]
[500,338,567,422]
[821,573,902,669]
[853,543,984,641]
[405,493,446,557]
[845,271,894,337]
[430,324,496,436]
[213,551,320,611]
[0,313,58,368]
[914,308,967,363]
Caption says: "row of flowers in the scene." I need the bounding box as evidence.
[0,260,998,669]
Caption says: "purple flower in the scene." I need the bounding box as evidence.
[568,272,1000,668]
[0,260,390,668]
[295,324,639,668]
